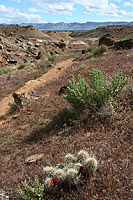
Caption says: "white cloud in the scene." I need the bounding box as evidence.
[1,0,133,23]
[0,4,43,23]
[29,0,133,18]
[123,1,133,7]
[30,0,75,15]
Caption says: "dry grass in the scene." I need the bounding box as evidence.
[0,49,132,200]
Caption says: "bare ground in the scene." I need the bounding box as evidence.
[0,58,74,117]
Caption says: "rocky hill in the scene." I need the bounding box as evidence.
[19,21,133,30]
[69,25,133,40]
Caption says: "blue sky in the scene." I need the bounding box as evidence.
[0,0,133,24]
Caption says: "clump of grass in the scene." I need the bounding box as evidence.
[48,56,57,62]
[63,51,81,59]
[17,63,27,70]
[86,46,95,52]
[0,67,11,75]
[79,65,86,71]
[92,45,108,56]
[89,58,97,63]
[8,102,18,113]
[37,61,51,68]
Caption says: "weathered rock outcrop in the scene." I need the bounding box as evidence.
[98,33,118,46]
[114,39,133,50]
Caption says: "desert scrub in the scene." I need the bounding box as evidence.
[0,66,11,75]
[86,46,95,52]
[64,69,129,112]
[62,51,81,59]
[79,65,86,70]
[89,58,97,63]
[17,63,27,70]
[37,60,50,68]
[18,150,97,198]
[8,102,18,113]
[92,45,108,56]
[64,74,90,109]
[48,55,57,62]
[18,176,44,200]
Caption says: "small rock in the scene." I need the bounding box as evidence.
[0,44,3,50]
[23,58,28,63]
[82,49,86,54]
[35,43,40,47]
[12,114,20,119]
[8,59,17,64]
[25,153,44,164]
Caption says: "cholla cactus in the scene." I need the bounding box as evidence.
[77,150,90,162]
[64,153,77,163]
[43,166,56,177]
[84,157,98,172]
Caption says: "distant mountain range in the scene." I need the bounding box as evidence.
[19,21,133,31]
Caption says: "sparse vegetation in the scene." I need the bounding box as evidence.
[89,58,97,62]
[64,69,129,113]
[48,55,57,62]
[8,102,18,113]
[18,150,97,199]
[0,66,11,75]
[0,25,132,200]
[17,63,27,70]
[62,51,81,59]
[92,45,108,56]
[37,60,51,68]
[18,176,44,200]
[79,65,86,70]
[86,46,95,52]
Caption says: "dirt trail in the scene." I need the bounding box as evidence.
[0,58,74,117]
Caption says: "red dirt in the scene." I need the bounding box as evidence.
[0,58,74,117]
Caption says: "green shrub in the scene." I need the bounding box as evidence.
[62,51,81,59]
[86,46,95,52]
[64,74,90,109]
[8,102,18,113]
[92,45,108,56]
[64,69,129,111]
[17,63,27,70]
[79,65,86,70]
[18,176,44,200]
[48,56,57,62]
[37,61,50,68]
[0,67,11,75]
[89,58,97,63]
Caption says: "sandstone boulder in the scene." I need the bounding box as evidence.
[98,34,118,46]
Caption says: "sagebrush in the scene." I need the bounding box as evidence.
[64,69,129,112]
